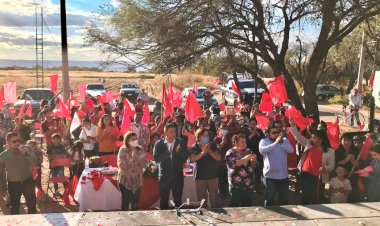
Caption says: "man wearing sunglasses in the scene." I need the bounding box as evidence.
[259,123,294,207]
[0,132,37,214]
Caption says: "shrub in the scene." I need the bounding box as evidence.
[328,95,349,105]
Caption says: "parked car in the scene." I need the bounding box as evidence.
[302,84,341,101]
[119,83,140,103]
[181,87,218,109]
[13,88,55,119]
[86,83,106,98]
[220,73,265,105]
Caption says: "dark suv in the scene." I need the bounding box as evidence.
[315,85,341,100]
[13,88,55,119]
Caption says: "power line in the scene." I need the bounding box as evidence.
[32,0,62,56]
[42,17,62,55]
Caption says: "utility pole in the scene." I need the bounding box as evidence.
[357,31,365,93]
[60,0,70,102]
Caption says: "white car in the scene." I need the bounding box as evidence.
[119,83,140,103]
[86,83,106,98]
[181,87,218,108]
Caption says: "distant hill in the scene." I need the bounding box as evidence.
[0,59,101,69]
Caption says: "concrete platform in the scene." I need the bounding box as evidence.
[0,202,379,225]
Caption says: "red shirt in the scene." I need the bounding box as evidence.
[301,147,322,177]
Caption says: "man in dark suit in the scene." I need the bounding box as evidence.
[153,123,189,209]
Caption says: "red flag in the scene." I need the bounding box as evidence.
[219,103,226,111]
[142,102,150,125]
[59,97,70,117]
[97,96,105,115]
[25,103,32,118]
[326,118,340,150]
[100,93,107,104]
[162,85,174,118]
[35,186,43,199]
[285,106,312,130]
[354,165,374,176]
[286,127,297,169]
[234,102,242,113]
[17,98,27,122]
[66,99,71,115]
[192,85,198,95]
[87,97,94,111]
[259,92,273,113]
[184,91,204,123]
[169,85,183,108]
[231,81,242,97]
[50,74,58,94]
[70,92,80,107]
[53,97,70,118]
[0,88,4,110]
[119,105,131,136]
[78,84,86,101]
[211,80,221,88]
[123,99,136,119]
[63,175,78,205]
[113,93,120,100]
[360,135,372,161]
[3,81,17,103]
[105,91,114,102]
[256,115,270,130]
[267,75,288,106]
[32,166,38,180]
[369,73,374,88]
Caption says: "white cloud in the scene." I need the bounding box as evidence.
[0,0,104,62]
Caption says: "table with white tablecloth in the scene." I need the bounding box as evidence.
[74,165,201,211]
[74,168,121,212]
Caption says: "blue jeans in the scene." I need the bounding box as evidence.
[263,177,289,206]
[229,185,253,207]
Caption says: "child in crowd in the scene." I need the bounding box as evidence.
[329,165,352,203]
[1,103,13,129]
[361,144,380,202]
[182,123,197,151]
[68,140,85,178]
[26,140,44,190]
[149,132,161,154]
[47,133,68,195]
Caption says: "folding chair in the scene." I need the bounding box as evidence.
[46,158,72,201]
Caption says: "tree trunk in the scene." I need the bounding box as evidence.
[272,61,306,116]
[303,79,319,118]
[282,68,306,116]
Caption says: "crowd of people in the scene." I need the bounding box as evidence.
[0,86,379,215]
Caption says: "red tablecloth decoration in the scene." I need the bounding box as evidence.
[99,154,118,167]
[138,178,160,210]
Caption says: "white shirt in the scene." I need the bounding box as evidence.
[79,124,98,150]
[329,177,352,203]
[348,92,362,107]
[164,138,175,152]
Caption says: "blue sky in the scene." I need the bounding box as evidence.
[0,0,319,64]
[0,0,112,61]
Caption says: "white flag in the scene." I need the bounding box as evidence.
[70,112,81,135]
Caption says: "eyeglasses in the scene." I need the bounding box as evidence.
[10,139,21,144]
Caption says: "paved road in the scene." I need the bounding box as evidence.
[212,90,379,130]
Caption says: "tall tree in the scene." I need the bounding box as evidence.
[86,0,380,117]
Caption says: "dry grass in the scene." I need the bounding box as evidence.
[0,70,219,100]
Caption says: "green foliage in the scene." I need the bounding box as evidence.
[139,74,155,79]
[328,96,349,105]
